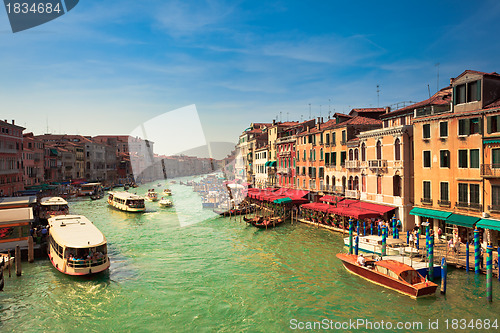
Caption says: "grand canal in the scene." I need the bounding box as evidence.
[2,179,500,332]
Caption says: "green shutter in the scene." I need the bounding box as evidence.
[488,116,492,134]
[453,86,457,105]
[493,149,500,165]
[470,149,479,168]
[464,119,470,135]
[479,117,483,134]
[477,80,482,101]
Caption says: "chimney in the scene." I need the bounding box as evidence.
[316,122,320,130]
[11,120,15,125]
[385,107,391,114]
[272,119,276,125]
[450,77,454,85]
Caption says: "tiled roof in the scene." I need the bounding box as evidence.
[350,108,385,113]
[452,70,500,82]
[342,116,383,126]
[382,86,452,118]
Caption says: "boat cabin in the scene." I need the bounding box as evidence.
[39,197,69,219]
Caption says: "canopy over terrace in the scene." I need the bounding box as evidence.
[319,195,345,204]
[301,199,394,219]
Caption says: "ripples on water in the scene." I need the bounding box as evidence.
[2,179,500,332]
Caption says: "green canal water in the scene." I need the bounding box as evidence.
[2,179,500,332]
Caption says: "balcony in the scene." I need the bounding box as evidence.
[489,204,500,213]
[469,203,482,211]
[481,164,500,178]
[359,161,368,168]
[421,198,433,205]
[325,143,330,147]
[368,159,388,169]
[456,201,469,209]
[279,151,291,157]
[438,200,451,207]
[345,189,360,199]
[345,160,360,169]
[340,140,347,146]
[392,160,404,169]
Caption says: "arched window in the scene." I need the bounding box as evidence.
[393,175,401,197]
[376,141,382,160]
[320,149,324,160]
[326,175,330,186]
[361,143,366,161]
[354,176,359,191]
[326,133,330,144]
[348,176,353,190]
[354,148,359,160]
[332,176,336,189]
[394,138,401,161]
[313,150,316,161]
[349,149,354,160]
[342,176,347,193]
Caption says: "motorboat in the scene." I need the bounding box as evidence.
[159,198,173,208]
[337,253,437,298]
[163,189,172,196]
[145,189,159,202]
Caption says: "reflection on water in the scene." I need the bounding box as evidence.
[1,179,500,332]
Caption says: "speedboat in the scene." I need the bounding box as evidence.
[163,189,172,196]
[145,189,159,202]
[336,253,437,298]
[159,198,173,207]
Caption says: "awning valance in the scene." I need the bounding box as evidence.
[445,213,480,228]
[484,138,500,144]
[409,207,452,220]
[476,218,500,231]
[355,202,395,215]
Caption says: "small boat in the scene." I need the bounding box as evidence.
[336,253,437,298]
[39,197,69,219]
[90,191,104,200]
[145,189,159,202]
[108,191,145,212]
[163,189,172,196]
[170,180,176,184]
[251,216,285,229]
[47,215,110,276]
[159,198,173,207]
[343,235,406,256]
[79,183,102,196]
[157,183,162,187]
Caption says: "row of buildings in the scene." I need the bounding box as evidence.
[236,69,500,245]
[0,123,217,196]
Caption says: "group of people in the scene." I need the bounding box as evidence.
[67,250,105,264]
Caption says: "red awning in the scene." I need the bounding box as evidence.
[336,199,360,207]
[283,189,309,198]
[328,206,380,219]
[320,195,344,204]
[301,202,333,213]
[354,202,395,215]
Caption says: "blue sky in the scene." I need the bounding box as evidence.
[1,0,500,152]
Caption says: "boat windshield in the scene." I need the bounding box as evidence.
[400,270,423,285]
[127,199,145,208]
[64,245,107,267]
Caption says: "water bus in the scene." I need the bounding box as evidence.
[107,192,145,212]
[39,197,69,219]
[79,183,102,196]
[47,215,110,276]
[337,253,437,298]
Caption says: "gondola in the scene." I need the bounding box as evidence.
[251,217,285,229]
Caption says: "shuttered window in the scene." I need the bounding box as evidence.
[470,149,479,169]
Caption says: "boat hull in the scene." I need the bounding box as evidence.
[337,253,437,298]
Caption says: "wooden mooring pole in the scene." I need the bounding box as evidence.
[28,236,34,263]
[15,245,22,277]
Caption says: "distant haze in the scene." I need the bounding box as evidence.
[179,142,237,160]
